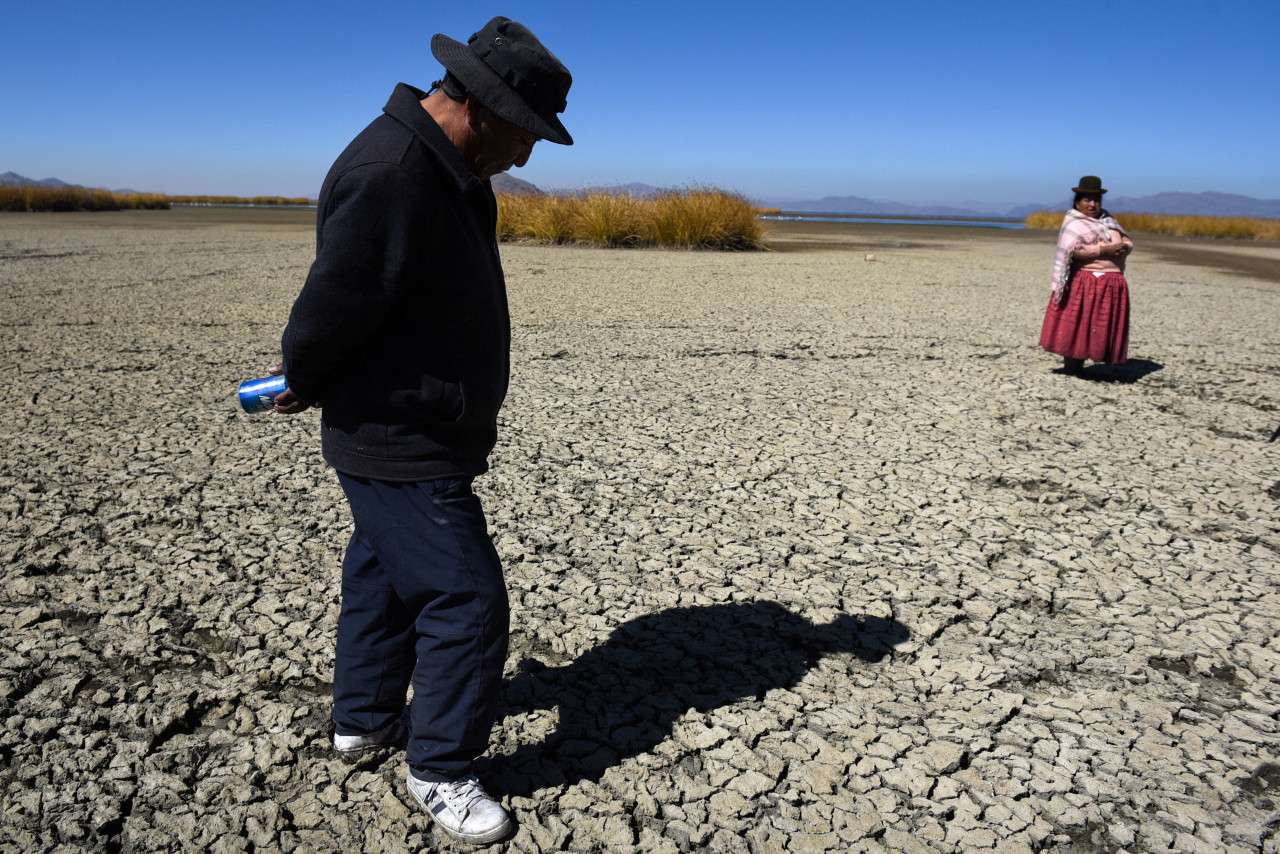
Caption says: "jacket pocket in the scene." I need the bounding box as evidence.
[388,376,465,423]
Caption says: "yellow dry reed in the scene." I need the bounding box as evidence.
[496,188,767,250]
[0,186,312,213]
[0,185,170,212]
[1024,210,1280,240]
[169,195,312,206]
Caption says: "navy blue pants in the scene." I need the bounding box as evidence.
[333,473,509,783]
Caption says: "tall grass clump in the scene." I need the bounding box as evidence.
[0,186,30,212]
[495,187,766,249]
[575,192,646,247]
[1025,210,1280,240]
[1113,213,1280,240]
[118,193,172,210]
[641,189,759,249]
[497,193,579,243]
[1024,211,1064,230]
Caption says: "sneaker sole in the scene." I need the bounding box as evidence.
[334,744,388,763]
[332,723,409,762]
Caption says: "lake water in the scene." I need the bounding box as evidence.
[761,214,1024,229]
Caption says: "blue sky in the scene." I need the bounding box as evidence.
[3,1,1277,210]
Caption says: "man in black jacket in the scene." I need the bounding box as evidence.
[273,17,572,845]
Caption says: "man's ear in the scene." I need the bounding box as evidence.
[463,96,490,132]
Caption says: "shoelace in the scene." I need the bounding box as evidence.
[438,775,490,815]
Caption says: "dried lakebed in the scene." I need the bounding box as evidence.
[2,209,1279,852]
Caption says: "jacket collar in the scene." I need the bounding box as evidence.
[382,83,487,195]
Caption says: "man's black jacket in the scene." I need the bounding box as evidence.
[281,84,510,481]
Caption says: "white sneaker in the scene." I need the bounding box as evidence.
[406,772,513,845]
[332,719,408,761]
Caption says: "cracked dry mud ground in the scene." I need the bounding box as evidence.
[2,209,1279,853]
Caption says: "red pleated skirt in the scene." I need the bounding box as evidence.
[1040,269,1129,364]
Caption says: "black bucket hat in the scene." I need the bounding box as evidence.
[431,17,573,145]
[1072,175,1107,194]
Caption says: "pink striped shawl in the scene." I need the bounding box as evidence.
[1050,208,1127,304]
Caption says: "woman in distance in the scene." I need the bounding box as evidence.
[1039,175,1133,374]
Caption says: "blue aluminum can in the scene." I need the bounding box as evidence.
[238,374,288,413]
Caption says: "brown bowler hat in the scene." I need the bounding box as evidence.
[1072,175,1107,194]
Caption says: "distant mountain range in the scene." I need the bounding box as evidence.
[501,178,1280,218]
[2,171,142,195]
[8,171,1279,219]
[769,195,1010,218]
[490,173,540,196]
[1072,191,1280,219]
[491,176,665,198]
[1,171,73,189]
[766,191,1280,219]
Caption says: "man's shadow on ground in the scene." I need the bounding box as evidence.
[1079,359,1163,383]
[484,601,910,794]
